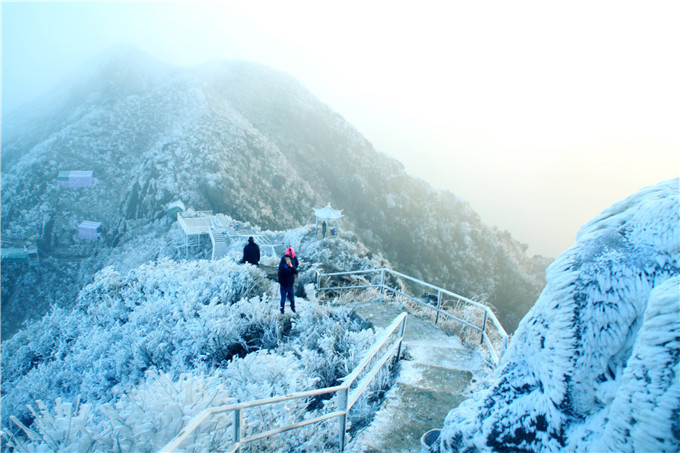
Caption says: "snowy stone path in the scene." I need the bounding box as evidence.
[344,299,485,453]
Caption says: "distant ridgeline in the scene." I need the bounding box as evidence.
[432,179,680,452]
[1,44,548,338]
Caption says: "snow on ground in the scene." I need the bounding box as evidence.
[433,178,680,452]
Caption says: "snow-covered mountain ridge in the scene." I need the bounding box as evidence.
[1,45,548,338]
[433,178,680,452]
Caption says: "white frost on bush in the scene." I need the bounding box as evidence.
[2,246,386,452]
[435,178,680,452]
[589,276,679,453]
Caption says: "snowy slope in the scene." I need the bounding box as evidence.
[434,178,680,452]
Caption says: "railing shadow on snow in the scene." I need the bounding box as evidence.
[316,268,508,366]
[160,313,407,453]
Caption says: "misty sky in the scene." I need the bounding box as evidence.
[2,1,678,257]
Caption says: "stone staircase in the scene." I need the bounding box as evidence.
[209,229,228,260]
[344,299,485,452]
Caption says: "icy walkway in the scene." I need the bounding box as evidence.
[345,300,485,453]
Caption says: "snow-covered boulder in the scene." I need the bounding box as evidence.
[434,178,679,452]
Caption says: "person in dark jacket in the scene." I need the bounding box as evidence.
[278,253,298,313]
[241,237,260,266]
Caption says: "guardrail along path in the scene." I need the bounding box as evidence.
[344,299,484,453]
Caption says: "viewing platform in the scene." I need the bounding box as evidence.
[1,245,39,265]
[176,211,285,259]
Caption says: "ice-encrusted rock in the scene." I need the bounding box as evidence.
[592,276,679,453]
[434,178,679,452]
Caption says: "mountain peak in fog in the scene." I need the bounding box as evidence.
[2,45,548,337]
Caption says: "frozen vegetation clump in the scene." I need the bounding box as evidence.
[1,217,187,340]
[433,178,680,452]
[1,254,390,452]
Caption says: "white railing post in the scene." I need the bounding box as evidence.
[233,408,241,453]
[379,269,385,301]
[396,315,407,360]
[480,310,488,345]
[435,290,442,325]
[337,387,349,451]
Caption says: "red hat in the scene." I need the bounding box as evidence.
[286,247,295,258]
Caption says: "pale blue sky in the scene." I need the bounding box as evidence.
[2,1,679,257]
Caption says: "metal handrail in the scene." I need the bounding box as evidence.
[161,313,407,453]
[316,268,508,365]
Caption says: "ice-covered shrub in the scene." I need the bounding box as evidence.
[98,370,236,453]
[3,397,97,453]
[2,371,236,453]
[301,230,388,275]
[2,254,390,452]
[433,178,680,452]
[2,258,272,423]
[292,303,374,387]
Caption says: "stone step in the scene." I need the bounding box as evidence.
[399,361,473,394]
[346,366,471,453]
[343,297,483,452]
[405,342,483,372]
